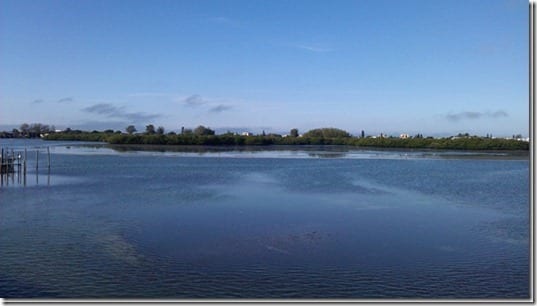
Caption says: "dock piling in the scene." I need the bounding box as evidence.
[24,148,27,175]
[47,147,51,171]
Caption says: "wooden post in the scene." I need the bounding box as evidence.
[1,148,4,174]
[5,149,9,173]
[23,148,27,187]
[17,151,21,184]
[36,150,39,171]
[17,152,21,174]
[47,147,51,170]
[24,148,27,176]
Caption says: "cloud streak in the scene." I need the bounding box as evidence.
[31,97,75,104]
[209,104,232,113]
[57,97,74,103]
[183,95,207,107]
[181,94,235,115]
[292,44,334,53]
[445,110,508,122]
[82,103,161,122]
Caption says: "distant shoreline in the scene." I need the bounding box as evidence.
[2,125,529,151]
[41,130,529,151]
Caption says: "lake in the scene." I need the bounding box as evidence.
[0,139,530,299]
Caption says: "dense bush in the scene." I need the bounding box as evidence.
[302,128,351,138]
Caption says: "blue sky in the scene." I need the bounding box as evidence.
[0,0,528,136]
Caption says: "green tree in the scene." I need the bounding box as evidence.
[302,128,351,138]
[126,125,137,134]
[145,124,155,135]
[290,128,299,137]
[193,125,215,136]
[19,123,29,137]
[28,123,44,137]
[156,126,165,135]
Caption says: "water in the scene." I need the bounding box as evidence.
[0,139,530,299]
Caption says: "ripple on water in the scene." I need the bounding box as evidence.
[0,151,529,299]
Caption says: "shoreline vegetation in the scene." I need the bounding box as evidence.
[0,123,529,151]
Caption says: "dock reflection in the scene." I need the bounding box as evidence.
[0,168,51,188]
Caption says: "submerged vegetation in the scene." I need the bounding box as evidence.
[0,123,528,150]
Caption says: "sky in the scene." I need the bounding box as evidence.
[0,0,529,137]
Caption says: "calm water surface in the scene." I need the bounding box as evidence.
[0,140,529,299]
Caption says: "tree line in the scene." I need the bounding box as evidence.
[0,123,528,150]
[38,125,529,151]
[0,123,56,138]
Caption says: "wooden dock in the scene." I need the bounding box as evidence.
[0,146,51,187]
[0,148,22,174]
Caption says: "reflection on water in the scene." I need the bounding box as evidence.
[0,168,63,188]
[104,144,528,160]
[0,170,51,188]
[46,142,529,160]
[0,139,530,299]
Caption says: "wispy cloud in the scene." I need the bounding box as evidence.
[292,43,334,53]
[83,103,118,115]
[57,97,74,103]
[209,104,233,113]
[182,94,235,114]
[82,103,161,122]
[446,111,481,121]
[206,16,239,26]
[183,95,207,107]
[490,110,509,117]
[32,97,75,104]
[445,110,508,122]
